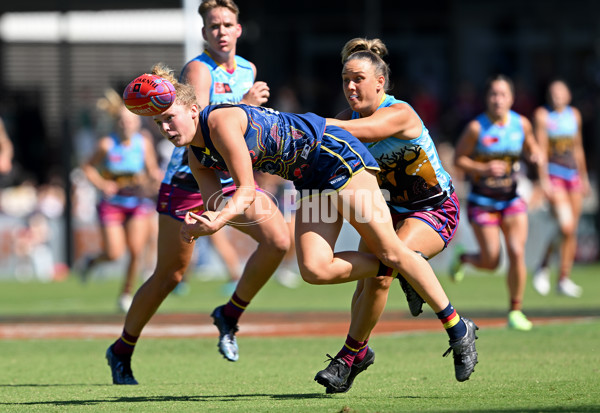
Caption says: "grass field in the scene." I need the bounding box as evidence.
[1,264,599,412]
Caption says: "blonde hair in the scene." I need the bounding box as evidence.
[198,0,239,22]
[340,38,391,91]
[97,88,124,118]
[150,63,198,108]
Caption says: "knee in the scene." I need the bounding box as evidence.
[369,275,393,291]
[268,232,291,257]
[149,267,186,291]
[298,261,332,285]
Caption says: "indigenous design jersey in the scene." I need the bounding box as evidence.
[545,105,578,179]
[191,104,325,182]
[353,94,453,213]
[101,132,148,206]
[468,110,524,203]
[162,51,255,190]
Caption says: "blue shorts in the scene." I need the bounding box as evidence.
[294,125,379,197]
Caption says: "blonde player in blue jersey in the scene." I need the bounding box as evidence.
[105,0,289,385]
[452,75,550,331]
[314,38,477,393]
[532,80,589,297]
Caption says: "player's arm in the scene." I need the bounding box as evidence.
[240,62,270,106]
[522,115,551,195]
[141,132,163,183]
[181,60,212,108]
[454,120,496,176]
[571,107,590,195]
[81,137,118,195]
[0,118,13,174]
[183,150,226,241]
[204,107,257,225]
[326,103,421,142]
[532,106,549,158]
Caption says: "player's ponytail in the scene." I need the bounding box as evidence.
[341,38,388,63]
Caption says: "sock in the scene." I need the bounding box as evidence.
[436,303,467,341]
[335,335,367,367]
[510,299,521,312]
[112,329,138,356]
[223,292,249,322]
[353,339,370,364]
[376,261,395,277]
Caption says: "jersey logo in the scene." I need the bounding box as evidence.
[214,82,232,94]
[481,135,499,146]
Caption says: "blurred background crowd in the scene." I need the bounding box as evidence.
[0,0,598,284]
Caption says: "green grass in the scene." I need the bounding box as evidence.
[1,321,599,412]
[0,264,599,412]
[0,263,599,316]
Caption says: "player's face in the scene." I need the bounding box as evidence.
[548,81,571,109]
[202,7,241,55]
[486,80,514,118]
[342,59,384,115]
[153,103,198,147]
[117,106,142,138]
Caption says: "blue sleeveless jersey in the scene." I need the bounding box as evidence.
[191,104,325,182]
[353,94,453,212]
[101,132,147,207]
[468,110,525,204]
[545,105,578,179]
[162,51,255,190]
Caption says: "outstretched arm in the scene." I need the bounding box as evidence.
[326,103,422,142]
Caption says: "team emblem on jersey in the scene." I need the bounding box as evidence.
[214,82,232,94]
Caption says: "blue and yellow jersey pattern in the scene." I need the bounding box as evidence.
[192,104,325,182]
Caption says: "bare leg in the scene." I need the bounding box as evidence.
[123,214,194,336]
[296,170,450,312]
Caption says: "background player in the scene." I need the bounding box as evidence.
[81,90,162,312]
[452,75,550,331]
[532,80,589,298]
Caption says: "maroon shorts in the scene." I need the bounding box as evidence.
[550,174,582,193]
[156,182,261,221]
[467,197,527,226]
[97,200,153,225]
[390,191,460,248]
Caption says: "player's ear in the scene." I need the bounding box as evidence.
[235,23,242,39]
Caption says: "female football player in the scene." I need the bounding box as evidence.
[452,75,550,330]
[314,38,476,393]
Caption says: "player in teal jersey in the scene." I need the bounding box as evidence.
[314,38,476,392]
[453,75,550,331]
[532,80,590,297]
[82,94,162,313]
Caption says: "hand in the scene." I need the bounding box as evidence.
[242,81,270,106]
[486,160,508,177]
[180,211,220,243]
[101,181,119,197]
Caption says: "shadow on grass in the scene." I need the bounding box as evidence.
[0,393,331,406]
[1,395,598,412]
